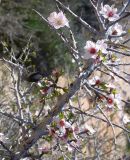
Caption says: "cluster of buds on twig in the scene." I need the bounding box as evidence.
[46,112,97,152]
[47,116,78,141]
[88,76,122,110]
[46,113,80,152]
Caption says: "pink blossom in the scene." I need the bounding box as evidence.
[106,94,122,109]
[47,11,69,29]
[59,120,71,136]
[84,40,108,59]
[100,4,119,21]
[107,23,126,42]
[84,41,98,55]
[107,23,125,36]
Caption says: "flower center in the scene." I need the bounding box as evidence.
[59,120,65,127]
[108,11,114,17]
[112,30,118,35]
[89,48,97,54]
[95,80,101,85]
[107,98,113,104]
[56,19,63,25]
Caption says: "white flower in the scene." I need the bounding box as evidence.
[96,39,108,54]
[84,41,99,58]
[47,11,69,29]
[107,23,125,36]
[100,4,119,21]
[107,23,126,42]
[84,40,108,59]
[106,94,122,109]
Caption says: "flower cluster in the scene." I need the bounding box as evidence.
[84,3,127,59]
[88,76,122,110]
[46,115,80,152]
[47,116,77,142]
[46,113,97,152]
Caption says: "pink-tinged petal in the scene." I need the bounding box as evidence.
[57,11,64,17]
[47,12,57,22]
[104,5,112,12]
[108,15,119,21]
[103,14,109,19]
[91,55,97,59]
[57,11,69,27]
[113,8,118,14]
[59,12,66,21]
[52,24,61,29]
[49,12,57,18]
